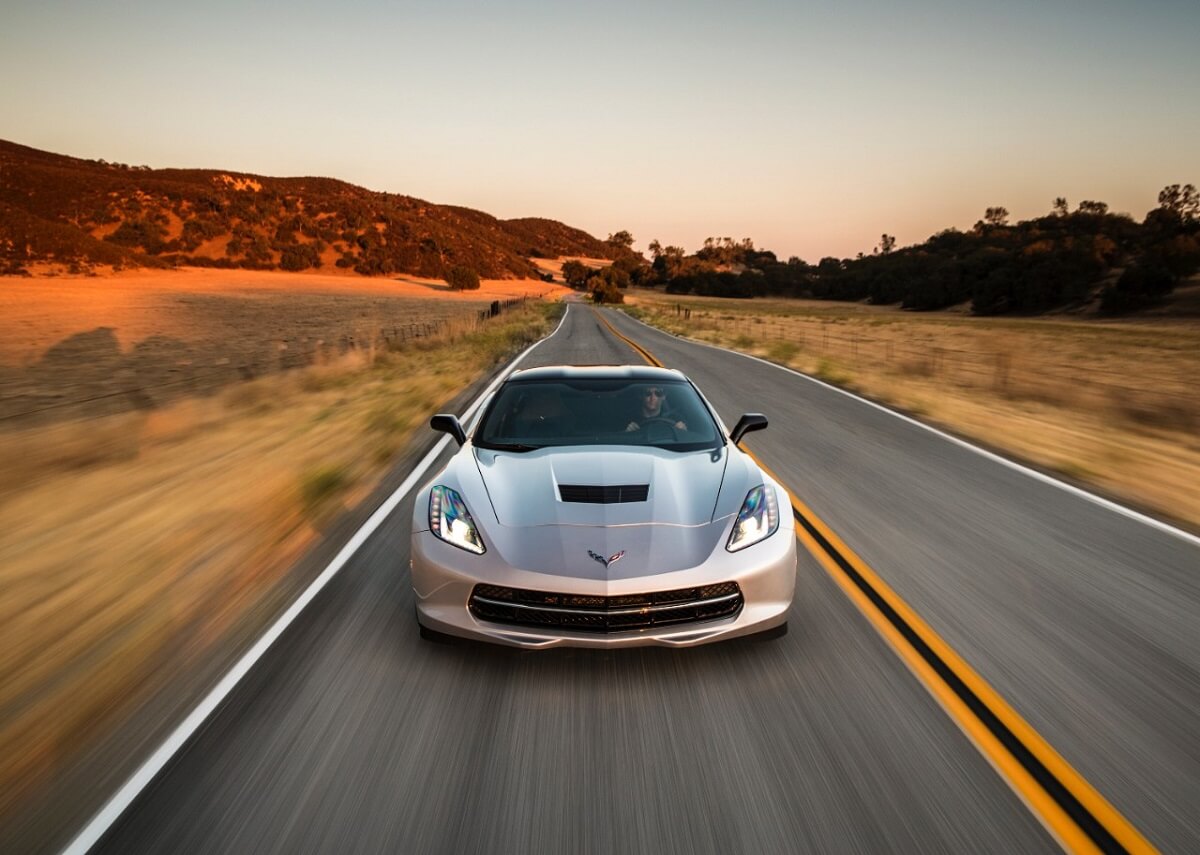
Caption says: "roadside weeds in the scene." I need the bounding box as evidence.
[0,302,557,833]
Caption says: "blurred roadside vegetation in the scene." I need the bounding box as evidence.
[0,300,558,837]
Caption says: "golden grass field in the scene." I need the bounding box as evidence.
[0,268,565,824]
[623,288,1200,533]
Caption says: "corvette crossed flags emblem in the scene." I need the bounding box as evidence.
[587,549,625,568]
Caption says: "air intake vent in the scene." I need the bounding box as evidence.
[470,583,743,633]
[558,484,649,504]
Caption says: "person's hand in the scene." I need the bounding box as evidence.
[625,421,639,432]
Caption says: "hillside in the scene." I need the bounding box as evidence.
[0,139,612,278]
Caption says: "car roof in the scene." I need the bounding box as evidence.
[506,364,688,383]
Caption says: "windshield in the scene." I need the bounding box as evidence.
[474,378,723,452]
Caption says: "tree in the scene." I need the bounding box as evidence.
[1052,197,1069,217]
[1158,183,1199,221]
[878,234,896,255]
[605,230,634,251]
[983,207,1010,227]
[446,265,480,290]
[561,260,591,289]
[647,239,662,259]
[1077,200,1109,216]
[1100,261,1174,313]
[589,269,625,303]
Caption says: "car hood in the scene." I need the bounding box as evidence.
[474,444,729,528]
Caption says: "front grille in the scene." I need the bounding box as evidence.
[469,582,742,633]
[558,484,649,504]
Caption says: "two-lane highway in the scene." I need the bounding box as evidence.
[79,303,1197,853]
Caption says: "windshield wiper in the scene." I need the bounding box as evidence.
[476,441,543,452]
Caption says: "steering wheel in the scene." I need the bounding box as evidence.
[639,416,681,440]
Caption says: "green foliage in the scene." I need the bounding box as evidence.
[446,265,481,290]
[561,260,591,289]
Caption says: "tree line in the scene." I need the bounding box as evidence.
[625,184,1199,314]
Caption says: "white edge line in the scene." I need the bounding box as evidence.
[60,304,573,855]
[614,308,1200,549]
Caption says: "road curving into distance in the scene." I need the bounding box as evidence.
[71,302,1198,853]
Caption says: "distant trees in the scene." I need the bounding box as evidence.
[605,230,635,251]
[644,180,1200,315]
[982,207,1010,228]
[561,260,591,289]
[446,265,481,290]
[589,266,627,304]
[1077,200,1109,216]
[1157,183,1199,221]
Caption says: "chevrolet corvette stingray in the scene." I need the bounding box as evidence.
[410,365,796,647]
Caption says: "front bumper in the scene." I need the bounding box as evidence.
[410,522,796,649]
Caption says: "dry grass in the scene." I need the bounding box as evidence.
[0,298,555,823]
[624,290,1200,530]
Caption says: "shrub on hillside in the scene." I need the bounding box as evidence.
[280,243,321,271]
[447,265,481,290]
[105,218,167,255]
[1100,263,1175,313]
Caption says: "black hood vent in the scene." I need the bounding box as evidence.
[559,484,649,504]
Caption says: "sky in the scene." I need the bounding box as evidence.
[1,0,1198,261]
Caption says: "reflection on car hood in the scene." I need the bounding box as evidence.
[474,445,728,528]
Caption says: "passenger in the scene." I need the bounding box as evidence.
[625,384,687,432]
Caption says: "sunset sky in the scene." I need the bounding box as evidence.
[2,0,1197,261]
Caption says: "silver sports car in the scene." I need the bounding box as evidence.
[410,365,796,648]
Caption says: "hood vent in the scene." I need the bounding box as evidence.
[559,484,649,504]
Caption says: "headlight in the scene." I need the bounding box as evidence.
[429,486,486,554]
[726,484,779,552]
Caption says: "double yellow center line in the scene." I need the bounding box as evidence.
[594,308,1155,855]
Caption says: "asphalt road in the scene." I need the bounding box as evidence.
[88,304,1200,853]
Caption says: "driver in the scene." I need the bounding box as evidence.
[626,384,687,432]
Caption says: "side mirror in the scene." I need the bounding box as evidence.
[729,413,768,445]
[430,414,466,446]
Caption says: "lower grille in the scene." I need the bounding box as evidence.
[469,582,743,633]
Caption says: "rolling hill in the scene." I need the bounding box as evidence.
[0,139,613,278]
